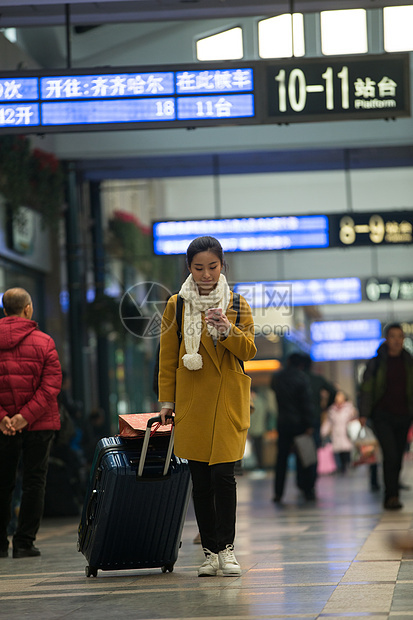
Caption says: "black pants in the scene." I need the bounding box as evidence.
[188,460,236,554]
[250,435,264,469]
[335,451,351,474]
[275,429,314,499]
[306,425,321,490]
[372,412,411,500]
[0,430,54,551]
[370,463,379,488]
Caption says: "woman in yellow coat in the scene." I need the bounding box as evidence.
[159,235,256,577]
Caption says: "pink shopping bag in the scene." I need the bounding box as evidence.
[317,443,337,475]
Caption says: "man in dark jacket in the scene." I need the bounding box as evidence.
[359,323,413,510]
[0,288,62,558]
[271,352,316,503]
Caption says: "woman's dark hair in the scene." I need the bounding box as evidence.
[186,236,224,268]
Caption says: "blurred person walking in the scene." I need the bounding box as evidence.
[321,390,357,474]
[248,387,277,473]
[271,353,316,502]
[300,354,337,440]
[299,354,336,489]
[0,288,62,558]
[359,323,413,510]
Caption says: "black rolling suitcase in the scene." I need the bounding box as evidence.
[78,415,191,577]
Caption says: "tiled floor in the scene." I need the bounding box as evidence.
[1,460,413,620]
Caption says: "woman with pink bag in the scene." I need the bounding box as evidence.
[320,390,357,474]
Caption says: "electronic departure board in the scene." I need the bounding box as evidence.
[266,55,410,123]
[311,339,382,362]
[363,275,413,302]
[310,319,382,342]
[329,210,413,246]
[0,65,255,133]
[0,53,409,134]
[310,319,383,363]
[153,210,413,255]
[153,215,329,254]
[234,278,362,307]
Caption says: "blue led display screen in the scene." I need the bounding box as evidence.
[0,103,40,128]
[40,72,175,99]
[0,67,255,131]
[0,64,255,133]
[41,98,176,125]
[234,278,362,307]
[175,68,253,94]
[153,216,329,254]
[0,78,39,102]
[177,94,254,120]
[310,318,383,361]
[310,319,382,342]
[311,339,382,361]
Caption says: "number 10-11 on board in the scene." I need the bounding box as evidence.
[274,66,350,112]
[266,55,408,122]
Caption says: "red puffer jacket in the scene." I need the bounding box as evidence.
[0,317,62,431]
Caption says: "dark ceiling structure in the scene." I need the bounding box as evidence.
[2,0,413,28]
[2,1,412,179]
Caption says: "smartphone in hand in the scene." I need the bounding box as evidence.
[206,308,222,321]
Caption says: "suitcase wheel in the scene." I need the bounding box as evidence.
[161,564,174,573]
[85,565,98,578]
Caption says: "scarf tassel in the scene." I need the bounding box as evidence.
[182,352,203,371]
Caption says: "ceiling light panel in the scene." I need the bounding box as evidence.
[384,5,413,52]
[258,13,305,58]
[196,27,243,61]
[321,8,368,55]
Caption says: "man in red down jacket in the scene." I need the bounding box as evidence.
[0,288,62,559]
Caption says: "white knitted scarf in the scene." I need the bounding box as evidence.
[178,273,231,370]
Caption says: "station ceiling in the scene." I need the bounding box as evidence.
[2,0,413,28]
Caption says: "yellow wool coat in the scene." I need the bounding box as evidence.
[159,292,257,465]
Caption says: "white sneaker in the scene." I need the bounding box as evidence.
[198,548,219,577]
[218,544,242,576]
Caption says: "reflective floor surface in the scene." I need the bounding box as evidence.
[1,460,413,620]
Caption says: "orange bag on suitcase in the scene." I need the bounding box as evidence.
[118,413,173,438]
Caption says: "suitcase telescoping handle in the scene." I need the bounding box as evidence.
[137,414,174,478]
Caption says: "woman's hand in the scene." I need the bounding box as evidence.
[160,407,174,426]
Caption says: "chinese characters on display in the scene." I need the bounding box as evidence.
[0,55,408,131]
